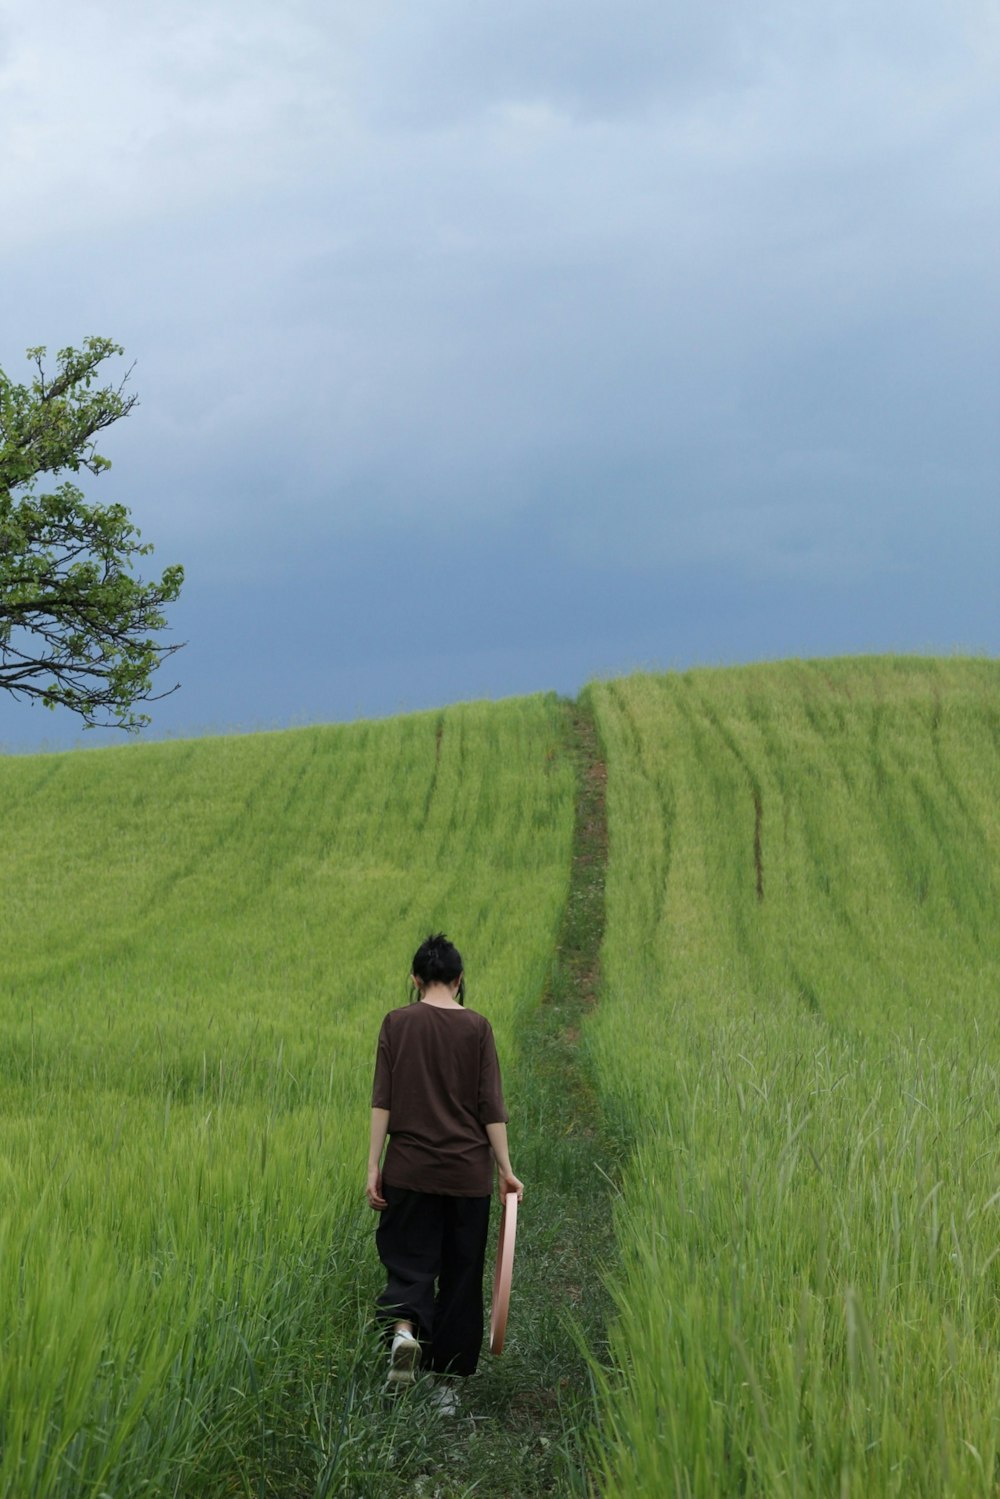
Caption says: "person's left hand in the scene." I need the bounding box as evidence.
[367,1166,387,1210]
[496,1167,524,1203]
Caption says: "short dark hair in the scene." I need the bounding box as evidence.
[411,933,465,1003]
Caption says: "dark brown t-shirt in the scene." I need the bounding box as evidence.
[371,1003,508,1197]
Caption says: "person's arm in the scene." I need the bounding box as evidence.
[367,1107,390,1210]
[485,1120,524,1201]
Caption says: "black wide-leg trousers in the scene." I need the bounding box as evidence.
[375,1185,491,1376]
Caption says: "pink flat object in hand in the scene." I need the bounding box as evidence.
[489,1192,518,1355]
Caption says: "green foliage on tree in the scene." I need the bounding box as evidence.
[0,337,183,730]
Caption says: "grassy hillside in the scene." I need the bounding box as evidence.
[586,657,1000,1497]
[0,696,575,1497]
[1,656,998,1497]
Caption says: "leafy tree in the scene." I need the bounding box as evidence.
[0,338,183,730]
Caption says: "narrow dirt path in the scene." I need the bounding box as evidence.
[381,697,617,1498]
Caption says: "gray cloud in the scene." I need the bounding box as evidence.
[0,0,996,747]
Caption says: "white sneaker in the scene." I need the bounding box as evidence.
[427,1379,459,1417]
[386,1330,420,1389]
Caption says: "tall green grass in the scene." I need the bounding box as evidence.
[0,696,575,1496]
[7,658,998,1495]
[587,657,1000,1497]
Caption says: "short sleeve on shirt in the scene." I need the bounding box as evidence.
[477,1021,508,1125]
[371,1017,392,1109]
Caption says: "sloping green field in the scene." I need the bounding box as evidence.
[0,657,998,1497]
[586,657,1000,1496]
[0,697,575,1497]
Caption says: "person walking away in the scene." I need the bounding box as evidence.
[367,933,523,1405]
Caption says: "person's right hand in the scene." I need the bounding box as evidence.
[366,1165,387,1210]
[497,1168,524,1203]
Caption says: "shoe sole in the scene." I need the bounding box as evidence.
[386,1338,420,1389]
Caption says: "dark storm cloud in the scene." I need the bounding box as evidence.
[0,0,996,748]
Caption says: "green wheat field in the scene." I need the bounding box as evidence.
[1,656,998,1497]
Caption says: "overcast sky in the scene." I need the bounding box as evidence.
[1,0,997,749]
